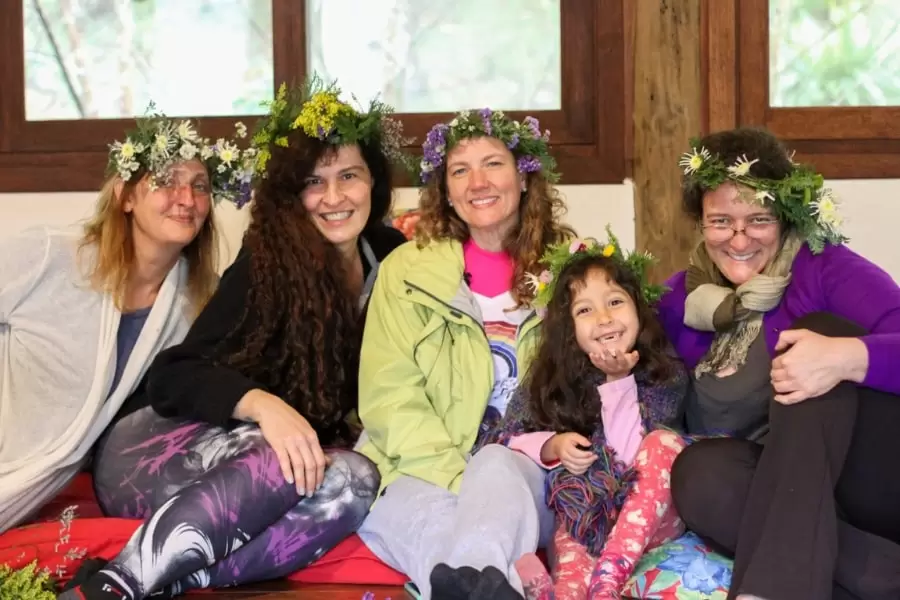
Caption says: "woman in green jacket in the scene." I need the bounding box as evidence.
[357,109,574,599]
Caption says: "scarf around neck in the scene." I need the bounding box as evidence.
[684,231,803,378]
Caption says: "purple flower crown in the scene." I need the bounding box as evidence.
[419,108,560,184]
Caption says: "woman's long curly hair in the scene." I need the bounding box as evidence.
[525,255,677,438]
[414,141,574,307]
[219,131,394,432]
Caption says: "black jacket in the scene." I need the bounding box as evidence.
[116,223,407,444]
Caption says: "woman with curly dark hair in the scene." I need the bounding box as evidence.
[356,108,575,599]
[63,79,409,600]
[483,241,687,600]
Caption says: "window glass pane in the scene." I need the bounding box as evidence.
[24,0,273,120]
[770,0,900,107]
[306,0,561,113]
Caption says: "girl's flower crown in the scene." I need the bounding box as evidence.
[251,75,416,177]
[419,108,560,184]
[107,104,255,208]
[528,226,668,309]
[679,139,848,253]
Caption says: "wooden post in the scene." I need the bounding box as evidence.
[631,0,703,282]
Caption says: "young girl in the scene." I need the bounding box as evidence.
[481,233,689,600]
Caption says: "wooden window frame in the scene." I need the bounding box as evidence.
[0,0,626,192]
[703,0,900,179]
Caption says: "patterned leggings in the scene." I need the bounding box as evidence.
[88,406,379,599]
[519,429,687,600]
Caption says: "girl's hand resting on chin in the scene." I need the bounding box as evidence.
[541,432,598,475]
[589,347,639,382]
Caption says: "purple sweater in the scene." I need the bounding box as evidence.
[657,243,900,396]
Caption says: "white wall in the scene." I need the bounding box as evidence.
[0,180,896,281]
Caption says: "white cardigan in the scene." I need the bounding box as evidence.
[0,226,194,533]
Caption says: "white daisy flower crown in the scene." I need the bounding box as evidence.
[679,139,847,253]
[107,104,256,208]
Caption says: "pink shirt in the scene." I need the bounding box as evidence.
[463,239,514,298]
[509,374,644,468]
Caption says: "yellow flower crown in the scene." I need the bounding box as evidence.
[251,75,415,176]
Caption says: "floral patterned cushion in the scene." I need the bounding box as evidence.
[623,532,733,599]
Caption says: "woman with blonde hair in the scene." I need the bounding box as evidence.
[357,108,574,599]
[0,111,250,534]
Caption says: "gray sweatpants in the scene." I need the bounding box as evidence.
[357,444,554,599]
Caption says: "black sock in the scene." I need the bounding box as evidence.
[431,563,480,600]
[470,566,525,600]
[57,564,135,600]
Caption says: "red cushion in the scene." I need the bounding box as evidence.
[0,474,406,587]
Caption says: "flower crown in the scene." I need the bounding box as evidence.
[107,104,255,208]
[251,75,416,177]
[679,139,847,253]
[420,108,560,184]
[528,226,668,309]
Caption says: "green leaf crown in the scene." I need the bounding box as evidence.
[679,139,847,253]
[529,225,668,309]
[250,74,416,177]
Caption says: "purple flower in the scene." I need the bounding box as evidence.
[420,123,450,181]
[523,116,541,139]
[316,125,327,139]
[517,155,542,174]
[507,133,520,149]
[479,108,493,135]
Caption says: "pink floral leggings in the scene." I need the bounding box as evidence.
[518,429,687,599]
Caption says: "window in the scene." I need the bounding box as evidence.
[703,0,900,179]
[307,0,562,113]
[24,0,274,120]
[770,0,900,107]
[0,0,625,192]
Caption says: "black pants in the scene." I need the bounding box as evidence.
[671,312,900,600]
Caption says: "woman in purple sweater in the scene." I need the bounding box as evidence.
[658,127,900,600]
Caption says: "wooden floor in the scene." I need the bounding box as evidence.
[198,581,410,599]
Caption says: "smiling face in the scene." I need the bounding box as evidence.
[301,144,373,253]
[701,182,782,286]
[124,159,211,250]
[445,136,524,249]
[571,267,640,358]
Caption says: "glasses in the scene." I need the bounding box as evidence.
[701,217,779,243]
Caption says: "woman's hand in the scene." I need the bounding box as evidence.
[234,389,328,495]
[541,432,598,475]
[771,330,868,404]
[589,348,639,382]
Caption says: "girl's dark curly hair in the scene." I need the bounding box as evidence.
[525,254,677,437]
[220,130,394,433]
[682,127,794,220]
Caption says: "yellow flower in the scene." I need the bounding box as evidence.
[537,281,547,293]
[120,141,136,159]
[678,147,711,174]
[275,136,289,147]
[292,91,352,139]
[256,149,271,172]
[728,155,760,177]
[602,244,615,257]
[813,189,842,229]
